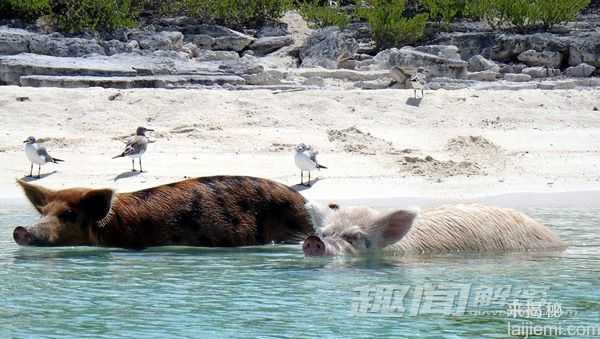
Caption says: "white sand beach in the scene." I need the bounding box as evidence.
[1,86,599,207]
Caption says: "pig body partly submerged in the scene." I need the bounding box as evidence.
[14,176,313,249]
[303,204,565,256]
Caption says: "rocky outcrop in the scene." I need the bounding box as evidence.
[468,55,499,72]
[184,25,255,52]
[565,63,596,77]
[517,49,562,68]
[372,46,468,79]
[249,35,293,56]
[492,33,569,63]
[504,73,532,82]
[522,66,561,78]
[568,32,600,67]
[127,30,184,50]
[467,70,499,81]
[300,27,358,69]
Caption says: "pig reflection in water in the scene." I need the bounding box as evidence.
[302,203,566,257]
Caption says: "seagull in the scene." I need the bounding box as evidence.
[410,67,427,98]
[112,127,154,172]
[23,136,64,178]
[294,143,327,187]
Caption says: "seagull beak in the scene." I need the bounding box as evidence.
[22,140,28,143]
[146,129,155,132]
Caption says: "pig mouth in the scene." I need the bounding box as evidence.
[13,226,47,246]
[303,235,327,257]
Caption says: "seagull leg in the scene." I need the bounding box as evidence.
[307,171,311,187]
[300,171,303,186]
[37,165,41,178]
[139,158,143,173]
[29,163,33,177]
[421,89,424,97]
[131,159,136,172]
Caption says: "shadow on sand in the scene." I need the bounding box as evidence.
[291,178,320,192]
[114,171,142,181]
[405,97,423,107]
[20,171,57,182]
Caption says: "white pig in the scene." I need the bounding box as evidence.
[302,203,566,256]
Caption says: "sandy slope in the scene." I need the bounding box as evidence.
[1,86,599,207]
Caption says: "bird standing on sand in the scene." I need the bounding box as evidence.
[410,67,427,98]
[112,127,154,172]
[294,143,327,187]
[23,136,64,178]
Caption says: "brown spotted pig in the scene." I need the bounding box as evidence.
[13,176,313,249]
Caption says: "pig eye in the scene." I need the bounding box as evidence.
[59,209,78,222]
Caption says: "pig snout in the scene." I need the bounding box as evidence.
[303,235,326,256]
[13,226,34,246]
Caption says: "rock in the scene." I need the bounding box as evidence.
[565,63,596,77]
[431,32,497,60]
[492,33,569,63]
[504,73,532,82]
[217,55,263,75]
[19,74,245,89]
[517,49,562,68]
[184,25,255,52]
[538,80,577,90]
[16,96,30,102]
[28,34,105,57]
[290,69,390,82]
[243,70,285,85]
[428,77,476,90]
[257,22,289,38]
[249,35,293,56]
[372,47,468,79]
[467,70,499,81]
[338,59,359,70]
[569,32,600,67]
[468,55,499,72]
[128,30,183,50]
[522,66,560,78]
[0,28,32,55]
[195,49,239,61]
[300,27,358,69]
[101,39,138,55]
[499,63,527,74]
[414,45,461,60]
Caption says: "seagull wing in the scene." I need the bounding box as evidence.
[36,147,50,162]
[122,136,147,156]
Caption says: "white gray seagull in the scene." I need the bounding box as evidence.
[112,126,154,172]
[294,143,327,187]
[23,136,64,178]
[410,67,427,98]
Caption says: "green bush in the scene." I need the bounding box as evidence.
[466,0,590,30]
[50,0,139,33]
[161,0,292,28]
[0,0,50,20]
[355,0,427,49]
[298,1,351,28]
[422,0,465,25]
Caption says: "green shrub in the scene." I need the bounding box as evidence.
[422,0,465,25]
[355,0,427,49]
[0,0,50,20]
[298,1,351,28]
[50,0,139,33]
[466,0,590,31]
[161,0,292,28]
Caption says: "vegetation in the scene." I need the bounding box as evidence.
[51,0,139,33]
[466,0,591,31]
[159,0,293,28]
[298,0,350,28]
[422,0,466,25]
[0,0,591,44]
[355,0,428,49]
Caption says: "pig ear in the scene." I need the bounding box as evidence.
[79,189,114,221]
[17,180,54,214]
[369,209,418,248]
[304,201,339,229]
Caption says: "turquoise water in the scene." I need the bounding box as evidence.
[1,202,599,338]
